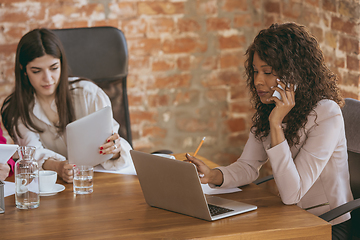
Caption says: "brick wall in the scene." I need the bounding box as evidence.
[0,0,359,175]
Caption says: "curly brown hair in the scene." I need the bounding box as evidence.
[245,22,343,146]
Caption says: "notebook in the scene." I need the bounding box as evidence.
[66,106,113,166]
[0,144,19,164]
[130,150,257,221]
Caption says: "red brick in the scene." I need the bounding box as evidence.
[201,56,218,71]
[323,0,336,12]
[342,72,360,87]
[206,17,231,31]
[347,55,359,71]
[163,37,205,54]
[310,26,323,43]
[325,31,337,49]
[176,118,217,132]
[339,1,359,19]
[226,117,246,132]
[148,94,170,107]
[173,90,200,106]
[196,0,217,15]
[177,18,201,33]
[109,2,137,19]
[0,44,17,57]
[202,70,242,87]
[92,19,119,28]
[143,126,167,138]
[148,17,175,34]
[129,110,156,124]
[128,95,143,107]
[230,101,253,113]
[234,14,252,28]
[227,133,250,147]
[0,7,45,23]
[121,18,147,37]
[138,2,184,15]
[220,52,245,69]
[129,55,151,72]
[264,1,280,14]
[331,16,356,35]
[305,0,320,7]
[219,34,246,49]
[206,88,227,102]
[230,84,250,100]
[62,21,88,29]
[302,6,321,24]
[152,58,176,72]
[152,73,192,89]
[222,0,247,12]
[177,56,191,71]
[339,36,359,54]
[335,57,345,68]
[127,38,162,56]
[283,0,302,19]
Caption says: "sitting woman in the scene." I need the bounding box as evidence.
[0,125,15,181]
[185,22,353,239]
[1,28,132,183]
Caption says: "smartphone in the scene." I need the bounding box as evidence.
[272,83,297,100]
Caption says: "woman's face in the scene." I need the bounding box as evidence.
[253,52,278,104]
[25,54,61,100]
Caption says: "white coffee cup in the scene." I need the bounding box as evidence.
[39,170,57,192]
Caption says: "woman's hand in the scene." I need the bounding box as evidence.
[268,79,296,147]
[268,79,296,126]
[57,161,74,183]
[185,154,223,185]
[0,163,10,181]
[99,133,121,160]
[43,158,73,183]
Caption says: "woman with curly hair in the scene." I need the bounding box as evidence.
[186,22,353,239]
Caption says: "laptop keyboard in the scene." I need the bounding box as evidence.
[208,204,234,216]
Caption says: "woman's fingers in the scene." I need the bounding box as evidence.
[99,133,121,155]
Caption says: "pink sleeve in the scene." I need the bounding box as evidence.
[0,125,14,177]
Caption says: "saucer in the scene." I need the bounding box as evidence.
[40,184,65,196]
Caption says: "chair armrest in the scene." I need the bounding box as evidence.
[253,175,274,185]
[318,198,360,222]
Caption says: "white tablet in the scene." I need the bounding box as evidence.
[0,144,19,164]
[66,106,113,166]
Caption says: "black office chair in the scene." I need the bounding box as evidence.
[53,26,132,146]
[253,98,360,238]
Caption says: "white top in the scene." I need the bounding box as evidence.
[214,99,353,225]
[14,79,133,170]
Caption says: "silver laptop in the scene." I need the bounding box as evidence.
[130,150,257,221]
[66,106,113,166]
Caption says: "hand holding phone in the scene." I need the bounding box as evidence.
[272,81,297,100]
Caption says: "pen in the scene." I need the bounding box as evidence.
[194,137,206,157]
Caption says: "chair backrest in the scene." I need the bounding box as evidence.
[341,98,360,236]
[52,26,132,147]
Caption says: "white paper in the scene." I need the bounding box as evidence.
[201,184,242,195]
[94,161,137,175]
[3,181,15,197]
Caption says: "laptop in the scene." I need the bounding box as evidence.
[66,106,113,166]
[0,144,19,164]
[130,150,257,221]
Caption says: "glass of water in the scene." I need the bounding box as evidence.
[73,165,93,194]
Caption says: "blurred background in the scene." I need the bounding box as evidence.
[0,0,359,192]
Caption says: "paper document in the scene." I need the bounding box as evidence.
[94,161,136,175]
[4,181,15,197]
[201,184,242,195]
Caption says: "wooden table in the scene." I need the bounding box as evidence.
[0,153,331,239]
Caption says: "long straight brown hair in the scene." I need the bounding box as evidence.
[1,28,76,140]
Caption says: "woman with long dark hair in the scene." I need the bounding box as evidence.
[186,23,353,239]
[1,28,132,183]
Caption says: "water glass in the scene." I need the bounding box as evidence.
[73,165,93,194]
